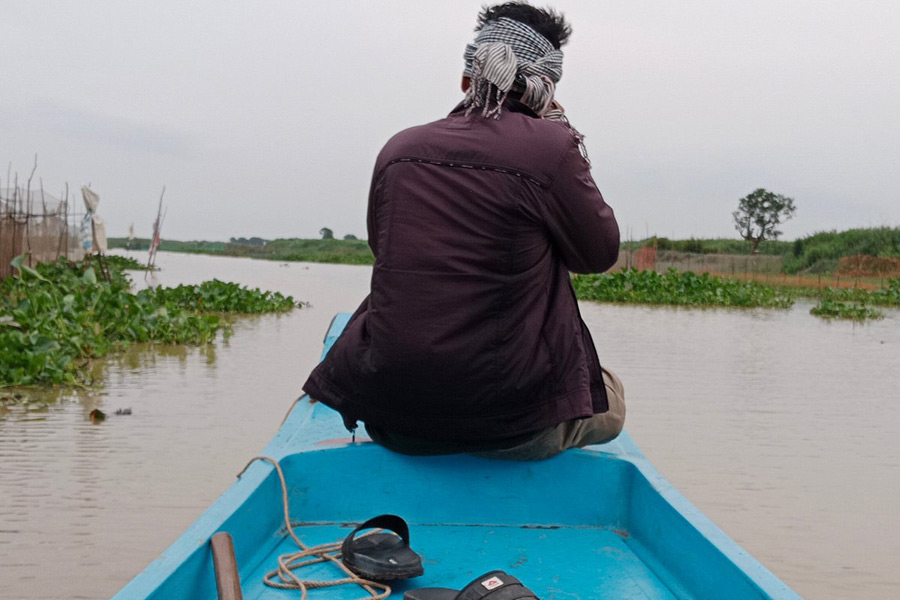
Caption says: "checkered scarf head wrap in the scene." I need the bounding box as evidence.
[463,17,564,118]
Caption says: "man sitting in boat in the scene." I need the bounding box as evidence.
[304,2,624,460]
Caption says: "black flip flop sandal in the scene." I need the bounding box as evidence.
[404,570,539,600]
[341,514,424,581]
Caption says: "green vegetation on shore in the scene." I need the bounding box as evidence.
[620,238,791,256]
[226,238,374,265]
[109,238,228,255]
[623,228,900,274]
[784,228,900,274]
[108,237,375,265]
[0,257,301,388]
[110,226,900,275]
[572,268,794,308]
[107,227,900,321]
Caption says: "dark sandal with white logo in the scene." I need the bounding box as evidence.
[404,570,539,600]
[341,514,424,581]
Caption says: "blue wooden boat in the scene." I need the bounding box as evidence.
[114,313,801,599]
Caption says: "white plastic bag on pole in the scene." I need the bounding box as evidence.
[81,186,108,253]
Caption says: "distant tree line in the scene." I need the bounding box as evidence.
[229,231,360,244]
[318,227,358,241]
[229,237,269,247]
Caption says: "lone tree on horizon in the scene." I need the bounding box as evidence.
[732,188,796,253]
[319,227,334,240]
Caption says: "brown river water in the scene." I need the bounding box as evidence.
[1,251,898,599]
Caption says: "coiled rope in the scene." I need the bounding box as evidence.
[237,456,391,600]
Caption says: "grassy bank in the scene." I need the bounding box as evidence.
[225,238,374,265]
[108,237,374,265]
[621,237,791,256]
[0,256,301,387]
[106,229,900,321]
[108,238,227,254]
[784,228,900,274]
[623,228,900,274]
[112,226,900,276]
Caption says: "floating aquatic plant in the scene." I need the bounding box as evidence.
[572,268,794,309]
[810,289,884,321]
[102,254,149,272]
[0,256,302,387]
[143,280,298,313]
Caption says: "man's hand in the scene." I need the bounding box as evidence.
[543,99,567,122]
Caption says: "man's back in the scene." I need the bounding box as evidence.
[304,101,619,443]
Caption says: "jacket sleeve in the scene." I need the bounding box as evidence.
[540,139,620,274]
[366,165,385,258]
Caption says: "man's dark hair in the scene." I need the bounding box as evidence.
[476,2,572,49]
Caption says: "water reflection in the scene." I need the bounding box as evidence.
[0,251,898,599]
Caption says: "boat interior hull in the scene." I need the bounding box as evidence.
[113,313,800,600]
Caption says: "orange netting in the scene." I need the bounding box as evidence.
[836,254,900,278]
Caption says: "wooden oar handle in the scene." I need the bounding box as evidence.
[211,531,243,600]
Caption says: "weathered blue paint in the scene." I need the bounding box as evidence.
[113,312,801,599]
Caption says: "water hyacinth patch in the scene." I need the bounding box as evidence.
[572,268,794,308]
[810,298,883,321]
[0,256,302,387]
[875,278,900,305]
[809,288,885,321]
[103,254,150,272]
[804,280,898,320]
[143,280,298,313]
[801,281,898,307]
[834,278,900,307]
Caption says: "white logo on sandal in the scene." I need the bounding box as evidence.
[482,576,504,590]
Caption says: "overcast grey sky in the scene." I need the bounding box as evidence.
[2,1,899,242]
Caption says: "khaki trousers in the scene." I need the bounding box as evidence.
[473,367,626,461]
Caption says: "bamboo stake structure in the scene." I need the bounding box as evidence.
[146,186,166,277]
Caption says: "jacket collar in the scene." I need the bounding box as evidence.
[449,99,540,119]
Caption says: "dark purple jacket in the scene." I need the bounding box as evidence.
[303,101,619,442]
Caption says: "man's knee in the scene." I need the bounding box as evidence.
[601,367,626,433]
[606,407,625,439]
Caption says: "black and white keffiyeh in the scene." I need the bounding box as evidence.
[461,16,591,166]
[463,17,563,118]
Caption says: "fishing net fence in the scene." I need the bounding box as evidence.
[0,186,86,280]
[612,248,784,276]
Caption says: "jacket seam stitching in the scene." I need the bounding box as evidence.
[385,156,550,188]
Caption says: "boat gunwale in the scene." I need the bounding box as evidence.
[112,312,801,600]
